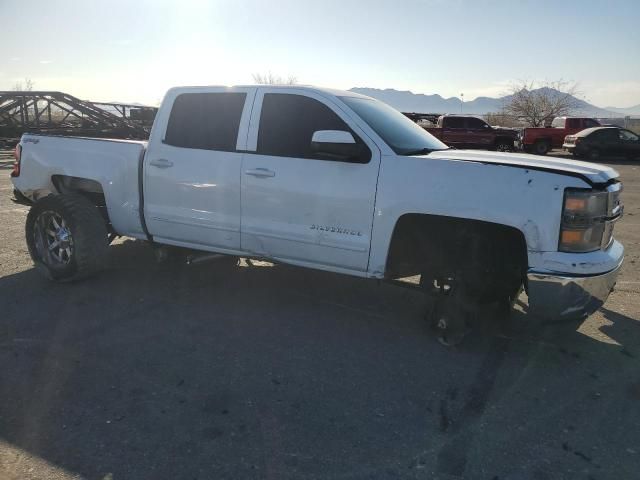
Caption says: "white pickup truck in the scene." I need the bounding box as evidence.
[11,85,624,343]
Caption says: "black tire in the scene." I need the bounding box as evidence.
[533,140,550,155]
[495,140,512,152]
[26,194,108,281]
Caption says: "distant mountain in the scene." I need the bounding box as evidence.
[604,104,640,116]
[349,87,623,118]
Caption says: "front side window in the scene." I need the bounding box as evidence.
[340,96,448,155]
[466,117,488,129]
[257,93,369,162]
[619,129,639,141]
[164,92,246,151]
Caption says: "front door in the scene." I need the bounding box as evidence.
[465,117,494,148]
[144,87,254,251]
[240,89,380,272]
[618,129,640,157]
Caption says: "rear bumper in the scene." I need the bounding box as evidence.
[526,258,623,319]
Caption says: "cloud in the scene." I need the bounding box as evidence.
[39,60,53,64]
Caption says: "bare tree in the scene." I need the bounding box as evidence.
[484,111,522,128]
[12,77,35,91]
[252,72,297,85]
[502,80,581,127]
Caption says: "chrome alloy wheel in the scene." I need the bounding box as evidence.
[33,211,74,266]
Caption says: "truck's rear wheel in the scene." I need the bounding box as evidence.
[533,140,550,155]
[26,194,108,282]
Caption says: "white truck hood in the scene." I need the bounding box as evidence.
[427,150,619,185]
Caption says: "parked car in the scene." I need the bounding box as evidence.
[423,114,518,151]
[521,117,601,155]
[11,85,624,344]
[564,126,640,160]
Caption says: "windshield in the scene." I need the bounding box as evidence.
[339,96,449,155]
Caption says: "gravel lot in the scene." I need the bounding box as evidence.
[1,149,639,480]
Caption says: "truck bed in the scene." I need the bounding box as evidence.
[12,134,148,239]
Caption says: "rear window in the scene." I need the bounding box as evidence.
[164,92,246,151]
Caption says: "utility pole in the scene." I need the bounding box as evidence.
[460,93,464,113]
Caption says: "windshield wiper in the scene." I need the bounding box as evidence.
[400,147,452,156]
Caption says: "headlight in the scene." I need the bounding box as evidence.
[559,187,622,253]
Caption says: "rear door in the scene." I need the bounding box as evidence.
[144,87,254,251]
[240,89,380,272]
[440,117,467,147]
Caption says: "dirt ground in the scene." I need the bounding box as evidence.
[0,149,639,480]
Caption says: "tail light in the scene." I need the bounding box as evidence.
[11,144,22,177]
[574,137,582,145]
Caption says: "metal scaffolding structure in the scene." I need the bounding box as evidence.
[403,112,442,125]
[0,91,157,144]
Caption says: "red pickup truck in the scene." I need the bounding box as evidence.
[423,115,518,151]
[520,117,601,155]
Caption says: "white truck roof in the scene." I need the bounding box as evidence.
[167,84,372,99]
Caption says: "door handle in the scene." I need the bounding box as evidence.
[245,168,275,178]
[149,158,174,168]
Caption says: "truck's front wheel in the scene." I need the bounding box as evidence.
[26,194,108,282]
[494,139,513,152]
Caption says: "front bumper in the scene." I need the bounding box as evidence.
[526,259,623,319]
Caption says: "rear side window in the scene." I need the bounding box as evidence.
[444,117,465,129]
[164,92,246,151]
[257,93,369,162]
[584,119,600,128]
[594,129,618,141]
[620,129,639,141]
[566,118,581,129]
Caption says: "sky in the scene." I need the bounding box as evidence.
[1,0,639,107]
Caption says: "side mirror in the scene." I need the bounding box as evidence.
[311,130,364,161]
